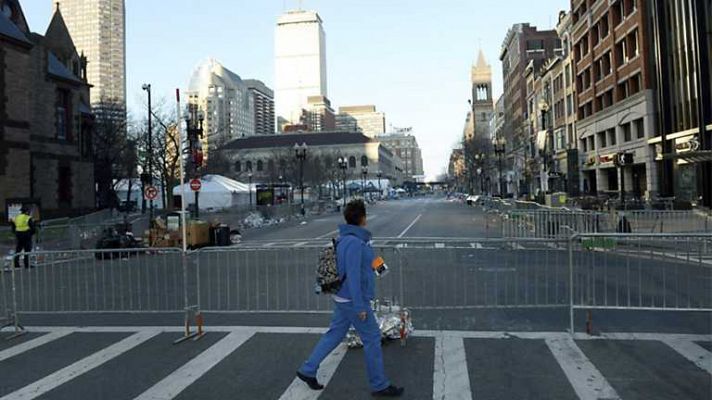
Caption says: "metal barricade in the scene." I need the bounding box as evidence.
[616,210,711,233]
[502,210,607,238]
[8,248,184,313]
[568,233,712,332]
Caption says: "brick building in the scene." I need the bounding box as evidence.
[571,0,655,199]
[0,0,94,220]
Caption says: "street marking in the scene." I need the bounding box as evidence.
[663,339,712,374]
[0,330,73,362]
[292,242,308,248]
[435,243,445,248]
[470,242,483,249]
[545,337,620,400]
[433,335,472,400]
[278,343,348,400]
[511,243,525,250]
[397,214,422,238]
[262,243,276,247]
[315,230,338,239]
[1,330,160,400]
[134,331,255,400]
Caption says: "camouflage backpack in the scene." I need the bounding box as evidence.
[315,238,344,294]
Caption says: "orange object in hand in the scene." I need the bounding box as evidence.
[371,256,389,277]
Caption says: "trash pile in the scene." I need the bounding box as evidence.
[242,213,285,229]
[345,299,413,349]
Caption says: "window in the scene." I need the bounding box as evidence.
[566,95,573,116]
[623,123,632,141]
[630,73,641,94]
[526,39,545,51]
[599,14,609,40]
[616,39,629,66]
[608,128,616,146]
[613,0,625,25]
[588,136,595,150]
[349,156,356,168]
[361,155,368,167]
[597,131,607,148]
[246,161,252,171]
[592,25,600,47]
[629,29,639,59]
[234,161,241,172]
[581,34,589,56]
[256,160,263,171]
[635,118,645,138]
[565,65,571,86]
[581,138,588,152]
[617,80,629,101]
[604,90,614,108]
[56,89,70,140]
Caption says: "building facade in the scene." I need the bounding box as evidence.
[54,0,125,122]
[304,95,335,132]
[335,105,386,138]
[648,0,712,207]
[244,79,275,136]
[376,130,425,179]
[219,131,403,188]
[1,0,94,220]
[500,23,561,196]
[572,0,656,200]
[187,58,255,159]
[275,10,327,130]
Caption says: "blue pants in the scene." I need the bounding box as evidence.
[299,301,390,391]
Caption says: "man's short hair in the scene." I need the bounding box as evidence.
[343,199,366,226]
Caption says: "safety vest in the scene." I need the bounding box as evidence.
[13,214,31,233]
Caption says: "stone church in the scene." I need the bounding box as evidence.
[0,0,94,221]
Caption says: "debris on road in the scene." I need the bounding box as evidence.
[346,299,413,349]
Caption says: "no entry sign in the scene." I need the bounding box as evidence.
[190,178,202,192]
[144,186,158,200]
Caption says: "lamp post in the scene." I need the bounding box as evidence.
[141,84,154,222]
[361,166,368,199]
[376,171,383,200]
[538,98,551,195]
[184,105,204,218]
[294,142,308,215]
[337,157,348,207]
[493,137,506,196]
[247,170,253,210]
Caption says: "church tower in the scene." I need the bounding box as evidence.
[470,49,494,141]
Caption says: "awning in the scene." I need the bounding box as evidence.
[536,131,547,151]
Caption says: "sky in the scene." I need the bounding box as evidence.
[22,0,568,178]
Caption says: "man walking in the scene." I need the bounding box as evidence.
[10,206,35,269]
[296,199,404,397]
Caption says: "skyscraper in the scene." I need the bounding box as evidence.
[336,105,386,138]
[54,0,126,121]
[244,79,276,135]
[275,9,327,131]
[187,58,255,157]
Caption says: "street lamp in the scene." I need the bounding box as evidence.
[493,137,507,196]
[184,105,204,218]
[337,157,348,207]
[294,142,308,215]
[141,84,153,220]
[247,168,253,210]
[361,166,368,200]
[539,98,552,194]
[376,171,383,200]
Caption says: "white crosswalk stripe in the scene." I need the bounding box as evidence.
[0,330,72,363]
[134,331,255,400]
[278,343,348,400]
[433,335,472,400]
[545,337,620,400]
[663,339,712,375]
[1,330,160,400]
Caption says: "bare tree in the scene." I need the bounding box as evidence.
[93,101,136,209]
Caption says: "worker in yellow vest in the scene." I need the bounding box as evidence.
[10,206,35,269]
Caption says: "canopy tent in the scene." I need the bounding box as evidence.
[173,175,251,210]
[115,179,165,209]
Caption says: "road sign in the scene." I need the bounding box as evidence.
[190,178,202,192]
[144,186,158,201]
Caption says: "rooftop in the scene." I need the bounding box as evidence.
[221,131,375,151]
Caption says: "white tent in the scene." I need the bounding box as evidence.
[173,175,251,210]
[115,179,165,209]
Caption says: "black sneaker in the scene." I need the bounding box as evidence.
[296,371,324,390]
[372,385,404,397]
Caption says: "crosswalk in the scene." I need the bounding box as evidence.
[0,326,709,399]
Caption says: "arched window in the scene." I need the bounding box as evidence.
[234,161,241,172]
[268,159,275,173]
[349,156,356,168]
[361,155,368,167]
[246,161,252,171]
[257,160,264,171]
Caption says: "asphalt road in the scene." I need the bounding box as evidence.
[0,196,710,399]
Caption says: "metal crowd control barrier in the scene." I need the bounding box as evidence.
[567,233,712,333]
[1,235,710,337]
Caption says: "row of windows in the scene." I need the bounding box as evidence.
[573,0,638,63]
[580,118,645,152]
[234,155,369,173]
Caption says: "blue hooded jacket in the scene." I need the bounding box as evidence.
[334,224,376,313]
